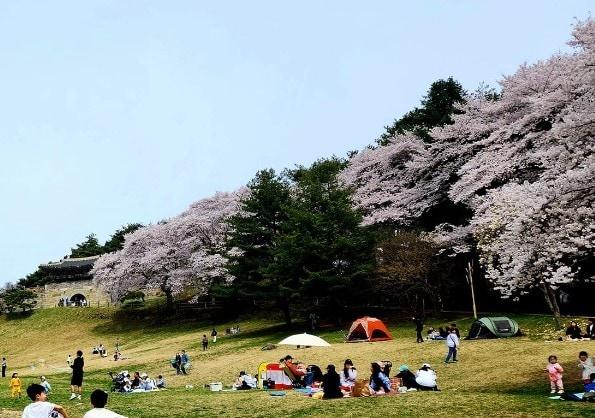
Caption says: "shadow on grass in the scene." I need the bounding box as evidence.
[5,310,34,320]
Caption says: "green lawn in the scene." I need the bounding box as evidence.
[0,308,593,417]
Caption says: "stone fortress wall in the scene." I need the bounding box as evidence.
[32,279,112,308]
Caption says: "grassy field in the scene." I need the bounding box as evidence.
[0,307,593,417]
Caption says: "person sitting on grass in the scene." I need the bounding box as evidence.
[395,365,418,389]
[438,327,448,339]
[83,389,127,418]
[22,383,69,418]
[584,373,595,392]
[321,364,343,399]
[368,362,391,395]
[40,376,51,394]
[139,373,156,391]
[131,372,141,389]
[283,355,305,383]
[233,371,257,390]
[578,351,595,384]
[415,363,439,391]
[565,321,582,340]
[340,359,357,389]
[426,327,439,340]
[155,375,166,389]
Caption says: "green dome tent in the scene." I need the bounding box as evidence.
[466,317,521,339]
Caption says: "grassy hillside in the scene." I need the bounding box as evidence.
[0,308,593,417]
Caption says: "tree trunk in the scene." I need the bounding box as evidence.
[280,299,292,326]
[541,283,561,329]
[161,283,174,312]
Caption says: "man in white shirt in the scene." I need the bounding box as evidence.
[22,383,69,418]
[83,390,127,418]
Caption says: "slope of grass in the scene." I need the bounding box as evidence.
[0,308,593,417]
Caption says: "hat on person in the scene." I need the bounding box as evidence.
[422,363,431,368]
[140,373,148,378]
[40,376,46,381]
[398,365,409,372]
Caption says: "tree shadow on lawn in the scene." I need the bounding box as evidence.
[4,310,34,320]
[489,359,587,396]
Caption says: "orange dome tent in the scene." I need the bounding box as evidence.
[346,316,393,342]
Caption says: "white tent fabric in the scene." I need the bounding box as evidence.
[278,333,331,347]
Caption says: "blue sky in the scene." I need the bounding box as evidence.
[0,1,592,285]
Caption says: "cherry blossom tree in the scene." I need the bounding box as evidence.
[92,189,246,307]
[342,19,595,320]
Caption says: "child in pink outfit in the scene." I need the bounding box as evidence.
[546,355,564,394]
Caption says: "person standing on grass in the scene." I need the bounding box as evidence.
[202,334,209,351]
[9,372,22,398]
[70,350,84,400]
[83,389,127,418]
[413,316,424,343]
[449,323,460,339]
[180,350,190,375]
[545,355,564,394]
[585,318,595,339]
[211,328,218,343]
[444,328,460,363]
[1,357,6,377]
[174,352,182,375]
[22,383,69,418]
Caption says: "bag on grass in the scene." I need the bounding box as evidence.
[390,377,400,392]
[351,380,367,397]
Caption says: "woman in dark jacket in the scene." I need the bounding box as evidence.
[395,364,418,389]
[566,321,582,339]
[70,350,84,400]
[131,371,141,388]
[321,364,343,399]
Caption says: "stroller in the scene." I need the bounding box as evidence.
[108,371,130,393]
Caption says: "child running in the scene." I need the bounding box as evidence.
[545,355,564,394]
[9,372,21,398]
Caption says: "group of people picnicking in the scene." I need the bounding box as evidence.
[109,370,166,393]
[413,317,460,342]
[563,319,595,341]
[92,344,108,358]
[261,355,440,399]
